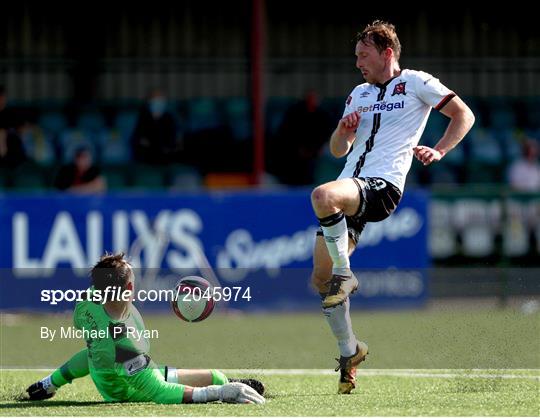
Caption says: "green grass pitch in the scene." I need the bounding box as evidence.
[2,369,539,416]
[1,307,539,415]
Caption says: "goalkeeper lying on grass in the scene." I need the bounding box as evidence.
[25,252,265,405]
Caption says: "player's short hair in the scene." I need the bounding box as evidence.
[357,20,401,61]
[91,252,133,292]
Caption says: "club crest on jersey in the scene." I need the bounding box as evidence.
[392,82,407,96]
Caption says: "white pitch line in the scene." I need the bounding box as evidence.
[222,369,540,380]
[2,368,539,380]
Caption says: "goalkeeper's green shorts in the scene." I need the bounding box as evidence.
[125,365,227,403]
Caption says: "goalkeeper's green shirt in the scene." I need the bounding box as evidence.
[73,289,185,403]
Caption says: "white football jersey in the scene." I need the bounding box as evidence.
[337,69,455,192]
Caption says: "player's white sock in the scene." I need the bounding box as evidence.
[318,211,350,275]
[166,367,178,383]
[40,375,57,394]
[323,297,357,357]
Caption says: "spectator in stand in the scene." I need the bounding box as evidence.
[54,146,106,193]
[508,138,540,192]
[131,89,180,165]
[270,90,333,185]
[0,86,27,168]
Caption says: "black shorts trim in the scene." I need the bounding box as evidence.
[351,177,367,218]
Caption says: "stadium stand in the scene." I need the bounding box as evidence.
[1,96,538,192]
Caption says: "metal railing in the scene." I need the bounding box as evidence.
[2,56,539,100]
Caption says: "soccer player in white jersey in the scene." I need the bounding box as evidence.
[310,20,475,394]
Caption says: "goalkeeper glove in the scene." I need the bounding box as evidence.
[192,382,265,404]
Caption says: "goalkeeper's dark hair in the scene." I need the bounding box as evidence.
[91,252,132,292]
[357,20,401,61]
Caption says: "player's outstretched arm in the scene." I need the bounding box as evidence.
[128,367,265,404]
[414,96,475,165]
[26,349,90,400]
[188,382,265,404]
[330,111,361,158]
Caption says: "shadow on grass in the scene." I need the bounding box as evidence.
[267,392,351,398]
[1,399,115,409]
[0,392,333,409]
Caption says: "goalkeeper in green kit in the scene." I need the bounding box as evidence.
[26,253,265,405]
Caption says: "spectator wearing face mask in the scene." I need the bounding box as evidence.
[131,89,180,165]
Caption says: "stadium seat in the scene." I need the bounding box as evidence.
[463,96,485,128]
[38,111,67,137]
[11,162,48,191]
[442,140,465,166]
[114,110,138,141]
[77,111,106,134]
[59,129,97,163]
[185,98,223,133]
[21,127,56,166]
[429,161,459,184]
[485,97,517,131]
[466,162,504,184]
[0,167,11,189]
[222,97,252,141]
[522,97,540,133]
[468,127,502,165]
[130,164,166,189]
[314,152,342,185]
[494,129,522,161]
[167,164,202,191]
[101,165,129,190]
[404,171,419,187]
[99,130,131,164]
[320,97,347,124]
[465,127,504,183]
[421,110,447,147]
[265,97,295,139]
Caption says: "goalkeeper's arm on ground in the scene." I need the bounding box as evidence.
[126,360,264,404]
[26,351,264,404]
[25,349,90,400]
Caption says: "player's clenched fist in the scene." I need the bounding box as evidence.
[413,145,444,166]
[338,111,361,133]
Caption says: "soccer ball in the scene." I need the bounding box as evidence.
[171,276,215,322]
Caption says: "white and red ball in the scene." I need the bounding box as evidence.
[171,276,215,322]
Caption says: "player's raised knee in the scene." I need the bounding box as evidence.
[311,184,336,212]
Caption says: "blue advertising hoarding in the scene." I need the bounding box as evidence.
[0,189,428,311]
